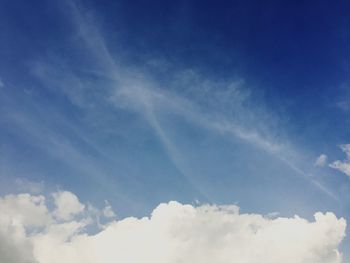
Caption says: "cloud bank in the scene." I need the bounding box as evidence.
[0,190,346,263]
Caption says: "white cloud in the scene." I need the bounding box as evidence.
[0,191,346,263]
[52,191,85,221]
[0,193,50,263]
[315,154,328,167]
[0,226,36,263]
[0,193,51,228]
[330,144,350,177]
[102,201,116,218]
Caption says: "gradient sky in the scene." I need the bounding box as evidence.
[1,0,350,259]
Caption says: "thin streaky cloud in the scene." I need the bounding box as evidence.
[20,0,337,204]
[40,2,337,201]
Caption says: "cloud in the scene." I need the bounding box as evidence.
[0,193,49,263]
[315,154,328,167]
[0,190,346,263]
[102,201,116,218]
[0,227,36,263]
[330,144,350,177]
[0,193,51,228]
[52,191,85,221]
[60,3,338,200]
[41,1,281,155]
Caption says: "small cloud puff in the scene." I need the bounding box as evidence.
[315,154,328,167]
[52,191,85,221]
[103,201,116,218]
[0,190,347,263]
[329,144,350,177]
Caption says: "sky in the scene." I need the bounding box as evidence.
[0,0,350,262]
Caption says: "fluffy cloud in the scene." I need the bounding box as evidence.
[0,191,347,263]
[102,201,116,218]
[52,191,85,221]
[0,194,49,263]
[315,154,328,167]
[330,144,350,177]
[0,193,50,227]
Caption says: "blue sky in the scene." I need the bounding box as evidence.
[1,0,350,260]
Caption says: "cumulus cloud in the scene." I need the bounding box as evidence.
[330,144,350,177]
[315,154,328,167]
[0,193,50,228]
[102,201,116,218]
[0,193,50,263]
[0,191,347,263]
[52,191,85,221]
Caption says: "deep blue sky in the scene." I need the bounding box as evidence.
[1,0,350,258]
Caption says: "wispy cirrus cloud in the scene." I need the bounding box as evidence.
[49,1,283,154]
[23,0,340,203]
